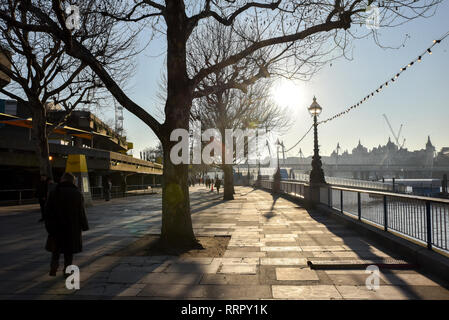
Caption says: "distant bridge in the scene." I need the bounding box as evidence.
[235,163,449,180]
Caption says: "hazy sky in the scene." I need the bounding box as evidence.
[2,3,443,159]
[120,2,449,159]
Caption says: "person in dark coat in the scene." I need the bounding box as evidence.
[215,178,221,194]
[45,172,89,277]
[36,175,48,222]
[47,178,57,196]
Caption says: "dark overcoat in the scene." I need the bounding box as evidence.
[44,181,89,254]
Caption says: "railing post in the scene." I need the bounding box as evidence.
[340,190,343,213]
[426,200,432,250]
[328,187,331,208]
[18,190,22,205]
[357,192,361,221]
[383,195,388,231]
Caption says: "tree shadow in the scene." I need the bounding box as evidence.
[267,191,449,299]
[261,192,280,220]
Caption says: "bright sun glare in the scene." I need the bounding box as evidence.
[270,79,307,113]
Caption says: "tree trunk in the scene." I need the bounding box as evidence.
[160,136,196,247]
[32,106,53,180]
[159,1,197,247]
[222,164,234,200]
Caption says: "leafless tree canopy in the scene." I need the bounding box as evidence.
[0,0,140,119]
[0,0,441,244]
[0,0,439,138]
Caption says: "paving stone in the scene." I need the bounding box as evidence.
[198,285,272,299]
[140,273,202,284]
[272,285,342,299]
[267,251,306,258]
[200,274,259,285]
[138,284,271,299]
[223,251,266,258]
[262,237,297,242]
[219,264,257,274]
[264,234,297,238]
[107,271,147,283]
[2,186,449,300]
[326,273,383,286]
[300,246,347,252]
[380,272,441,286]
[178,257,213,264]
[276,268,319,281]
[261,246,302,252]
[165,259,221,274]
[261,258,308,266]
[221,258,260,265]
[335,285,418,300]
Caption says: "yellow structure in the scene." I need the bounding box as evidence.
[66,154,88,173]
[65,154,92,206]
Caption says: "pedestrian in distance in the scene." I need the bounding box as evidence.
[215,178,221,194]
[103,176,112,201]
[44,172,89,277]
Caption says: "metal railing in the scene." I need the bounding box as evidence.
[90,184,161,200]
[259,180,449,254]
[293,173,407,192]
[0,184,161,205]
[0,189,36,205]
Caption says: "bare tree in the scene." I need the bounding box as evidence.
[189,21,291,200]
[0,0,440,247]
[192,79,289,200]
[0,1,137,180]
[142,142,163,163]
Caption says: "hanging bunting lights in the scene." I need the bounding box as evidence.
[317,31,449,126]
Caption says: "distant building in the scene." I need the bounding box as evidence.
[0,99,162,202]
[269,137,448,182]
[327,137,436,167]
[0,44,11,89]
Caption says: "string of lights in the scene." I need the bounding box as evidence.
[317,30,449,126]
[283,124,313,153]
[280,30,449,157]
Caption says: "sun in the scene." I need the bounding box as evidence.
[270,79,306,112]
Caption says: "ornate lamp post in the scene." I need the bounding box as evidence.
[308,96,326,186]
[273,138,281,192]
[247,161,250,186]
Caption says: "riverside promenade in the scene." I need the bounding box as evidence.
[1,186,449,300]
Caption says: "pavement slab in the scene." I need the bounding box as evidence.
[1,186,449,300]
[276,268,320,281]
[272,285,343,300]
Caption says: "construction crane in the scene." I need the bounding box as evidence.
[382,114,406,149]
[114,100,124,137]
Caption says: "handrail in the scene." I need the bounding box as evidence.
[0,184,161,205]
[324,185,449,204]
[261,180,449,204]
[259,179,449,254]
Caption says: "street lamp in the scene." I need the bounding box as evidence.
[276,138,280,171]
[271,138,282,192]
[308,96,326,185]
